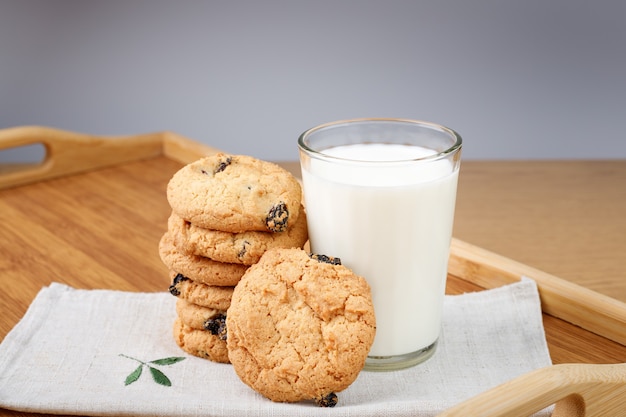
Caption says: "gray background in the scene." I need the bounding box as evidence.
[1,0,625,162]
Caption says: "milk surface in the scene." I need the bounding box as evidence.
[324,143,437,161]
[302,143,458,356]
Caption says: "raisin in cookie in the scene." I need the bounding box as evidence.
[175,298,226,332]
[173,318,229,363]
[159,232,248,286]
[167,208,308,265]
[226,248,376,406]
[166,154,302,233]
[168,272,234,310]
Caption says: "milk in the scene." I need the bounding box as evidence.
[301,143,459,357]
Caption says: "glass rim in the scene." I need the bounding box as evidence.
[297,117,462,164]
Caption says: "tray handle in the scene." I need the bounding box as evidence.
[437,363,626,417]
[0,126,164,189]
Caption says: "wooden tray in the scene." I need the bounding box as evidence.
[1,126,625,417]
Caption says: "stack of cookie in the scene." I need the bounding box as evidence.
[159,153,308,364]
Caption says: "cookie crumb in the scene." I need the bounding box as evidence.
[316,392,338,408]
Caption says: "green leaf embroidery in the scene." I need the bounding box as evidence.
[149,367,172,386]
[119,354,185,387]
[149,356,186,366]
[124,364,143,386]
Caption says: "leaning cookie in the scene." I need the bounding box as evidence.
[168,272,234,310]
[168,207,308,265]
[159,232,248,286]
[166,153,302,233]
[173,318,229,364]
[226,248,376,406]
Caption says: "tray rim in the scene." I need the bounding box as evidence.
[0,126,220,189]
[449,238,626,347]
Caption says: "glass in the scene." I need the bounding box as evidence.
[298,118,462,371]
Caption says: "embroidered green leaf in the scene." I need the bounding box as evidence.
[124,365,143,386]
[149,366,172,387]
[149,356,186,366]
[119,354,185,387]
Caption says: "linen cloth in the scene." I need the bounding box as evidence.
[0,278,551,417]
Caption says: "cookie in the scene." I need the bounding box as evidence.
[226,248,376,406]
[168,272,234,310]
[159,232,248,286]
[166,153,302,233]
[173,318,229,363]
[175,298,225,331]
[167,207,308,265]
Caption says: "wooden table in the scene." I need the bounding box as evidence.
[1,127,626,416]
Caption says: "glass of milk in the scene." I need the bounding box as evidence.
[298,118,462,371]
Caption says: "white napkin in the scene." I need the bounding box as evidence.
[0,278,552,417]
